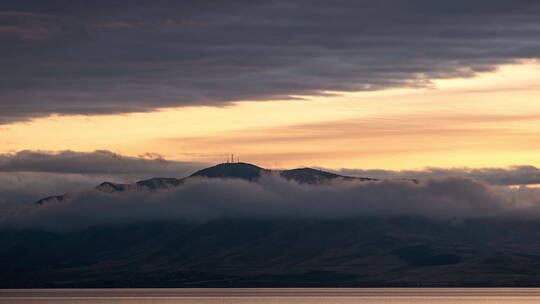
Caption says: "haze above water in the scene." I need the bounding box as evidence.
[1,288,540,304]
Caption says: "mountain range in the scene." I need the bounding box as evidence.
[2,163,539,288]
[35,162,378,205]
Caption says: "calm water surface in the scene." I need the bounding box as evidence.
[1,288,540,303]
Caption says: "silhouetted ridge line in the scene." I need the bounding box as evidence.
[33,162,381,205]
[95,181,130,193]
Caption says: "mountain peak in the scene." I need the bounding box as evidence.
[189,162,269,181]
[95,181,130,193]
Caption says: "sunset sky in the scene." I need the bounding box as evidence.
[7,1,540,292]
[2,1,540,170]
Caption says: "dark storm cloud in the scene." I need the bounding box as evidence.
[0,150,207,177]
[330,166,540,186]
[1,0,540,123]
[2,174,540,231]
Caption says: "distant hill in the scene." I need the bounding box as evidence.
[35,162,379,205]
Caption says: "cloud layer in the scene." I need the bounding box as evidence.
[0,150,206,177]
[1,0,540,123]
[331,166,540,186]
[2,173,540,231]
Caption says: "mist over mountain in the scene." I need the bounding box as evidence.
[330,166,540,186]
[0,161,539,231]
[3,161,540,287]
[33,162,376,205]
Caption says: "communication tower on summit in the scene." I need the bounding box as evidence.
[226,153,239,163]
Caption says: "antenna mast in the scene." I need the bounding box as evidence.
[226,153,240,163]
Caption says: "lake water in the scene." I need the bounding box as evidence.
[1,288,540,303]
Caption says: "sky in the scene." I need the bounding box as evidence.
[1,0,540,170]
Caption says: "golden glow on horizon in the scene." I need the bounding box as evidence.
[2,61,540,169]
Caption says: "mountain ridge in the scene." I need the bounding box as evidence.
[35,162,379,205]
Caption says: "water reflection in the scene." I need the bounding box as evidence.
[1,288,540,304]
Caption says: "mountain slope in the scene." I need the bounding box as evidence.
[3,217,540,287]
